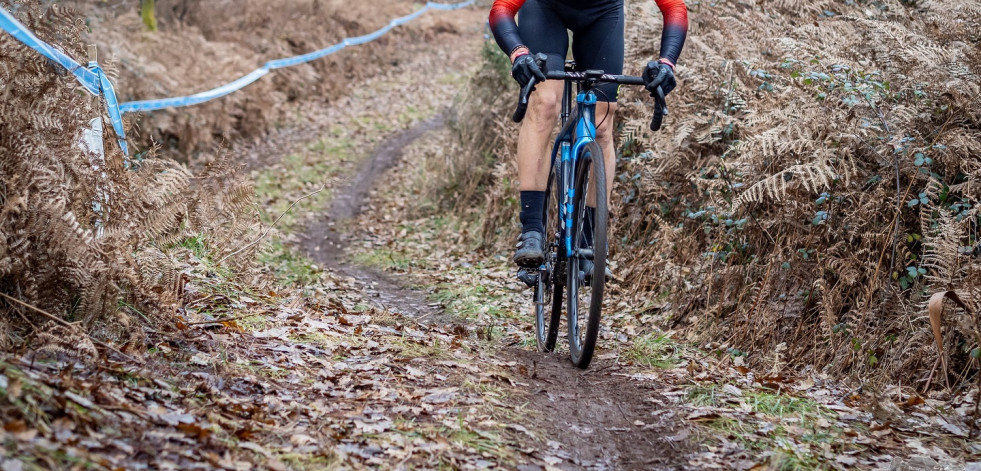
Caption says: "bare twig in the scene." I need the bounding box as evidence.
[9,305,38,331]
[0,292,137,362]
[863,95,902,271]
[1,292,80,327]
[859,177,916,324]
[217,178,328,265]
[186,312,261,326]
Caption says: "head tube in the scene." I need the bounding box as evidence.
[576,90,598,105]
[575,90,598,140]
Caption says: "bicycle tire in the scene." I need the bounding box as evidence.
[567,141,607,368]
[535,163,563,352]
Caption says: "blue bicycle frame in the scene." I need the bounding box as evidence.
[551,86,599,260]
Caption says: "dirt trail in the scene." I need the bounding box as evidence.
[300,115,446,320]
[511,349,694,470]
[298,107,693,469]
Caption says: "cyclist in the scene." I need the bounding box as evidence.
[489,0,688,283]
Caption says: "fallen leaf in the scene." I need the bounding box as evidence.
[64,391,95,409]
[6,378,21,400]
[903,395,925,408]
[177,422,212,439]
[686,410,720,421]
[542,455,562,465]
[940,422,968,437]
[290,434,316,446]
[422,388,458,404]
[723,384,743,397]
[1,458,24,471]
[239,442,271,458]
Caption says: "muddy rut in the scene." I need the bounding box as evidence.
[300,116,446,320]
[299,115,692,469]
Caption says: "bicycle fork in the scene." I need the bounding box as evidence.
[560,141,574,259]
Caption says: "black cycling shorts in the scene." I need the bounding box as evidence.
[517,0,625,102]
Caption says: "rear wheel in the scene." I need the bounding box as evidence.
[535,163,563,352]
[567,141,607,368]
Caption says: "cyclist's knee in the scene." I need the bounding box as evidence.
[595,103,617,141]
[526,89,561,126]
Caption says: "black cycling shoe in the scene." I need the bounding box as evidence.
[513,231,545,267]
[516,268,538,288]
[578,258,612,287]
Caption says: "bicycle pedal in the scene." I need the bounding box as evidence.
[516,268,538,287]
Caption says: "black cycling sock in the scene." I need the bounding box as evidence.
[582,206,596,248]
[519,191,546,234]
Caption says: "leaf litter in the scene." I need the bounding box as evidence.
[4,1,981,470]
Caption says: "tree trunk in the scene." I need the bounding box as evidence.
[140,0,157,32]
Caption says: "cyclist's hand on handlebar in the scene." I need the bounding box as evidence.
[642,61,676,97]
[511,53,546,88]
[644,61,675,131]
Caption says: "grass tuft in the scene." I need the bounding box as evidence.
[622,333,681,368]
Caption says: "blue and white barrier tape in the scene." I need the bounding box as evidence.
[0,0,475,154]
[0,7,130,154]
[0,7,101,95]
[118,0,475,113]
[91,63,129,156]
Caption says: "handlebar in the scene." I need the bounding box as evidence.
[512,66,669,131]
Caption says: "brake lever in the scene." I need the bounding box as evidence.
[513,78,537,123]
[650,86,668,132]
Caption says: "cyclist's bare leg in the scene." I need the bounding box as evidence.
[586,101,617,207]
[517,80,564,191]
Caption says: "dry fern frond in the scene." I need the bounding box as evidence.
[732,163,838,210]
[1,0,262,354]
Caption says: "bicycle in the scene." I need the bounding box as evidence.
[513,54,667,368]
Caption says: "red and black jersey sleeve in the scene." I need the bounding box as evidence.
[489,0,688,65]
[654,0,688,66]
[489,0,526,57]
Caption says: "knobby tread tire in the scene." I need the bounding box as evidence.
[568,141,607,369]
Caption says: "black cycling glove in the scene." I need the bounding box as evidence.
[511,54,546,88]
[643,61,676,97]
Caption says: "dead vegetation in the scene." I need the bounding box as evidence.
[68,0,458,156]
[423,0,981,392]
[0,0,257,352]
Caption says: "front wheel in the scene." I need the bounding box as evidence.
[567,141,608,368]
